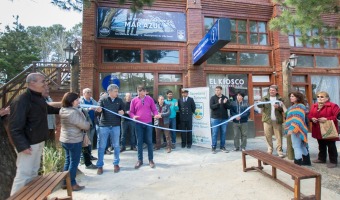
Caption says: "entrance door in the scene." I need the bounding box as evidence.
[253,86,269,136]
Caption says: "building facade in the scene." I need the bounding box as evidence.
[80,0,340,135]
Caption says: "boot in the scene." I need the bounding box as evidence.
[302,154,311,166]
[294,158,302,166]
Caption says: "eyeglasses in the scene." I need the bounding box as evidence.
[317,96,324,98]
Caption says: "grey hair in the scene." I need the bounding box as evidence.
[107,84,119,92]
[26,73,44,83]
[158,95,164,99]
[83,88,92,94]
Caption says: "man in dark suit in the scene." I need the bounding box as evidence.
[178,89,196,148]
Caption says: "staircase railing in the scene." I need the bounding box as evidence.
[0,61,70,108]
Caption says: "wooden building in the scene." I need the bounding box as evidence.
[80,0,340,136]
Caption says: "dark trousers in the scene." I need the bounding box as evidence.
[121,120,136,148]
[180,120,193,146]
[317,139,338,164]
[82,146,92,167]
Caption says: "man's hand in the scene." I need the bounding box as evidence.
[154,114,162,119]
[223,98,228,104]
[287,130,293,135]
[312,118,318,123]
[22,147,32,155]
[133,116,140,120]
[95,107,102,112]
[218,98,222,104]
[236,116,241,120]
[118,110,124,115]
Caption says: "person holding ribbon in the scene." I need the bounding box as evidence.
[95,84,125,175]
[130,85,161,169]
[154,95,171,153]
[257,85,285,157]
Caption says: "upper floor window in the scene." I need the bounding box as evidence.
[296,54,339,68]
[103,49,179,64]
[143,50,179,64]
[204,17,268,45]
[289,29,339,49]
[104,49,141,63]
[207,51,269,66]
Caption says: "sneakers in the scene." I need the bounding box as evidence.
[114,165,120,173]
[220,147,229,153]
[211,148,217,154]
[85,164,98,169]
[171,143,176,149]
[232,148,240,152]
[241,148,246,152]
[90,156,97,160]
[72,184,85,191]
[278,153,285,158]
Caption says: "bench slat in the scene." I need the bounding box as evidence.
[30,172,68,200]
[8,172,72,200]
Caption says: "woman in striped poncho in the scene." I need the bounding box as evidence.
[282,91,310,166]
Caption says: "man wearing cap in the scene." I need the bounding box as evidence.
[257,85,285,157]
[178,89,196,148]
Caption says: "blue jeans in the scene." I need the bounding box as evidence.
[136,123,153,161]
[121,120,136,148]
[96,126,120,167]
[211,118,227,148]
[169,117,177,144]
[291,134,308,159]
[61,142,82,186]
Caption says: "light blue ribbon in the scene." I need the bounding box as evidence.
[80,100,279,132]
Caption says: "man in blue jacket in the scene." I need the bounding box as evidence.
[230,92,250,151]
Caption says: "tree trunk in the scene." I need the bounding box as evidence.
[0,116,17,199]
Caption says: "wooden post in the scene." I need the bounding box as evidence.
[282,61,294,160]
[70,55,80,93]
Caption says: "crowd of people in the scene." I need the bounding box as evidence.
[3,73,340,194]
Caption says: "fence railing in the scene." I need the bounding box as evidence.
[0,61,70,108]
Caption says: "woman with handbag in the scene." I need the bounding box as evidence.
[60,92,90,191]
[308,91,340,168]
[282,91,310,166]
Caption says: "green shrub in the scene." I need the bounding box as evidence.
[41,142,65,175]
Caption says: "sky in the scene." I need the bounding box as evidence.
[0,0,82,31]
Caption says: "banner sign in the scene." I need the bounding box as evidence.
[192,18,231,65]
[187,87,211,148]
[97,7,187,42]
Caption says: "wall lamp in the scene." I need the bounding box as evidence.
[287,54,298,70]
[63,44,75,64]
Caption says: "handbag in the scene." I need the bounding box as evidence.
[82,133,91,147]
[320,120,338,139]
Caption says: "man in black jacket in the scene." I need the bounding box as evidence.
[210,86,231,153]
[178,89,196,148]
[9,73,60,195]
[95,84,124,175]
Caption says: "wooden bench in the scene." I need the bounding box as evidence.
[242,150,321,200]
[8,171,72,200]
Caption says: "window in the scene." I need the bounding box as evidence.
[143,50,179,64]
[207,51,270,66]
[316,56,339,68]
[99,73,154,98]
[159,74,182,83]
[296,55,313,68]
[103,49,180,64]
[103,49,141,63]
[204,17,268,45]
[289,29,339,49]
[252,75,270,83]
[311,75,340,105]
[295,54,339,68]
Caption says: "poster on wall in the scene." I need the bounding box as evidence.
[97,7,187,42]
[187,87,211,148]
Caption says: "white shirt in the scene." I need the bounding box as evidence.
[270,96,277,121]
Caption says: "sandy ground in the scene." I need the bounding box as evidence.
[50,136,340,200]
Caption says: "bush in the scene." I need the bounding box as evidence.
[41,142,65,175]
